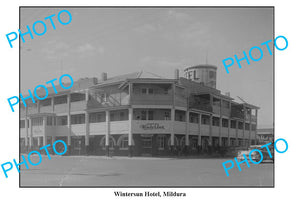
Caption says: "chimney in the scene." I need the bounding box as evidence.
[174,69,179,80]
[93,77,98,85]
[101,72,107,81]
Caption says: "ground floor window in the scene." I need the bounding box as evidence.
[71,136,85,154]
[100,136,116,150]
[158,135,167,150]
[118,135,129,150]
[190,137,198,150]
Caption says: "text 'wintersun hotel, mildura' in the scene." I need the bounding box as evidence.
[114,191,186,197]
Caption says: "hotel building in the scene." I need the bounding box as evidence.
[20,64,259,156]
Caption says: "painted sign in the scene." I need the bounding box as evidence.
[140,123,165,130]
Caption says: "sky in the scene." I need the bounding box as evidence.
[20,7,273,128]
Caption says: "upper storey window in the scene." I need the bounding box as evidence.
[70,93,85,102]
[141,88,154,94]
[54,95,67,105]
[40,98,51,106]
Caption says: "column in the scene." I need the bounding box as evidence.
[243,106,246,147]
[38,137,41,147]
[198,113,201,152]
[185,110,189,147]
[171,82,176,154]
[84,89,89,155]
[37,100,40,113]
[227,119,230,147]
[129,82,133,105]
[209,114,212,147]
[228,102,231,146]
[51,97,54,112]
[25,108,28,151]
[235,120,238,147]
[29,118,32,150]
[85,111,89,155]
[219,100,222,147]
[128,108,133,156]
[249,109,252,146]
[67,94,71,154]
[43,116,47,146]
[255,109,258,145]
[170,108,175,148]
[105,110,110,156]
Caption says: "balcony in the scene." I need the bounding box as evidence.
[189,101,212,112]
[40,105,53,113]
[71,101,86,112]
[27,106,38,115]
[87,94,130,109]
[231,110,244,119]
[131,94,173,106]
[54,103,68,113]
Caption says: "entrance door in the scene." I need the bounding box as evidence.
[141,134,153,156]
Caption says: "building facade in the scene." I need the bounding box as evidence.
[20,65,259,156]
[257,128,274,145]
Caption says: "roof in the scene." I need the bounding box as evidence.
[184,64,217,71]
[26,77,97,99]
[94,71,165,87]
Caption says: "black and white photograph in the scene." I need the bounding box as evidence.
[2,0,300,212]
[19,7,274,187]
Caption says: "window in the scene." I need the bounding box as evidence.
[148,88,154,94]
[238,122,244,130]
[119,137,128,150]
[141,88,147,94]
[141,111,147,120]
[32,117,43,126]
[110,110,128,121]
[230,120,236,128]
[209,71,216,79]
[175,110,186,122]
[40,98,51,106]
[201,115,210,125]
[46,116,53,126]
[70,93,85,102]
[119,110,128,121]
[141,88,154,94]
[245,123,250,130]
[164,88,168,94]
[158,135,167,150]
[213,98,220,106]
[56,116,68,126]
[189,113,199,123]
[222,118,229,127]
[120,111,125,120]
[110,113,115,121]
[164,112,170,120]
[212,117,220,126]
[54,95,67,105]
[71,114,85,124]
[89,112,105,123]
[20,120,25,128]
[251,124,256,131]
[148,110,154,120]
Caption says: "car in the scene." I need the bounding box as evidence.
[237,149,261,163]
[237,144,274,163]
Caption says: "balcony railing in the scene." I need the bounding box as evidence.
[131,94,173,105]
[189,101,213,112]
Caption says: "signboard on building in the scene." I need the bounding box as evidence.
[139,123,165,130]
